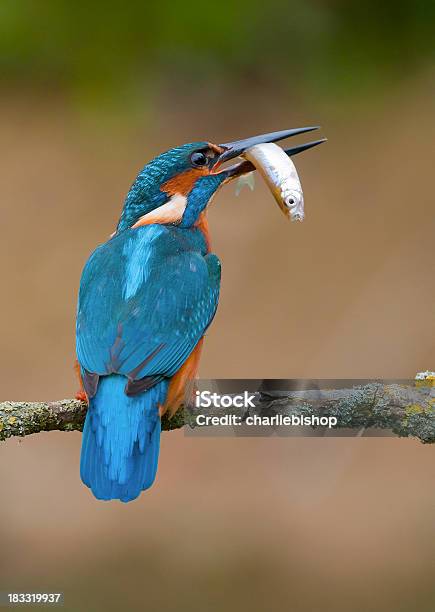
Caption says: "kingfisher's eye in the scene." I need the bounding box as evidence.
[191,151,208,167]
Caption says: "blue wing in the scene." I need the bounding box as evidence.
[76,225,220,390]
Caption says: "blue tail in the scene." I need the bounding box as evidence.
[80,375,168,502]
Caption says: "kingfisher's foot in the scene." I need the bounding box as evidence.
[75,389,88,402]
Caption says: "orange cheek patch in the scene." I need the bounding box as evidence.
[161,168,208,197]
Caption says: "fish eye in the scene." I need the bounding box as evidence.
[191,151,208,168]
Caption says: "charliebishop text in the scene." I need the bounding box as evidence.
[194,390,338,429]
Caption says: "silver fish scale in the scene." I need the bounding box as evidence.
[243,142,305,222]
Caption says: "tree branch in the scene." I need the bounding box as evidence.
[1,381,433,444]
[0,399,184,441]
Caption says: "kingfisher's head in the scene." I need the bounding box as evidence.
[116,128,325,232]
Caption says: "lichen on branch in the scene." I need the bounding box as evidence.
[1,381,433,444]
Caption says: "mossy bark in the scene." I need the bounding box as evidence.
[0,399,183,441]
[0,382,433,444]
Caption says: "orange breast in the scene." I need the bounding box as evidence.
[195,211,211,253]
[162,338,204,417]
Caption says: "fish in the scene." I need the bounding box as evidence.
[234,171,255,196]
[242,142,305,221]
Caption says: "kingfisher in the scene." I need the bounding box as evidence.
[76,127,324,502]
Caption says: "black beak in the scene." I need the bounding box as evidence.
[215,126,320,167]
[214,127,326,179]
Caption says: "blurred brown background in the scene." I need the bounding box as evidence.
[0,2,434,611]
